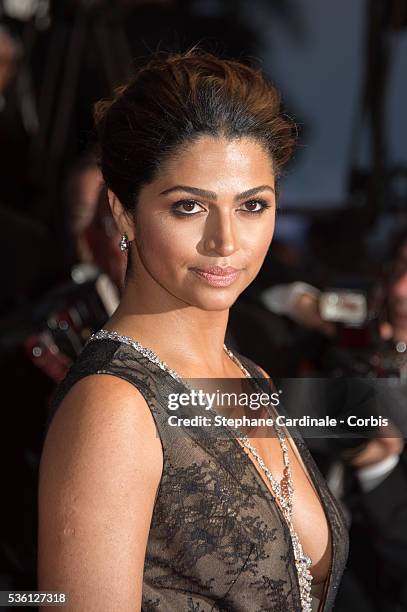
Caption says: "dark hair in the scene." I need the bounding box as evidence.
[94,48,297,213]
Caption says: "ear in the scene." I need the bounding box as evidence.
[107,188,135,241]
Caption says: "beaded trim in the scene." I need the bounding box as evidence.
[87,328,313,610]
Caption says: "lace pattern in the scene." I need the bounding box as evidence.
[47,337,349,611]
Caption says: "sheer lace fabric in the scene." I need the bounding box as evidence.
[47,338,349,611]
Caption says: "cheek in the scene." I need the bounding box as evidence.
[137,218,196,270]
[244,218,275,265]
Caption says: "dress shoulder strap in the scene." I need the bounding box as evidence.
[44,337,162,441]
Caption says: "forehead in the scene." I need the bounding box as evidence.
[154,136,275,191]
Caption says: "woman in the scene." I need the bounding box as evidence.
[38,49,349,611]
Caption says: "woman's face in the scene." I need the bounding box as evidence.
[124,136,276,311]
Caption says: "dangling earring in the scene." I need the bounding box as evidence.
[119,233,130,252]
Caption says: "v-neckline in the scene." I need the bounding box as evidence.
[174,358,334,610]
[237,368,334,608]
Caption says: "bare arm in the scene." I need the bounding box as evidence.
[38,375,163,611]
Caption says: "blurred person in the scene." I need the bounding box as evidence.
[260,281,336,337]
[245,233,407,610]
[326,231,407,612]
[64,156,104,265]
[38,49,349,611]
[64,156,125,291]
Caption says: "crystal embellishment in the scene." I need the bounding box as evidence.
[87,328,314,611]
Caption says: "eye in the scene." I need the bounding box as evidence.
[171,199,205,216]
[240,199,271,214]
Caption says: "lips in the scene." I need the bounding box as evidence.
[193,266,239,276]
[190,266,241,287]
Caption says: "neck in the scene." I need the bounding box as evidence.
[106,274,231,374]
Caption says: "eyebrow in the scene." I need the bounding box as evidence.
[159,184,275,201]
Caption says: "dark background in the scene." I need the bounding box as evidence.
[0,1,406,610]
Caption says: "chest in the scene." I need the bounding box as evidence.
[147,430,334,602]
[240,435,332,586]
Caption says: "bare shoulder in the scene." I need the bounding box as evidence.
[38,375,163,611]
[41,374,163,487]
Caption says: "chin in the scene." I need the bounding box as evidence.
[188,290,241,311]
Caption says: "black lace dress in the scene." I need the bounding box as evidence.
[46,336,349,612]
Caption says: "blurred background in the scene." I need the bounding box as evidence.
[0,0,406,610]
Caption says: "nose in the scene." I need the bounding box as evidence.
[203,209,239,257]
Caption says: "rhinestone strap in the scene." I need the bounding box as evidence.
[87,328,313,611]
